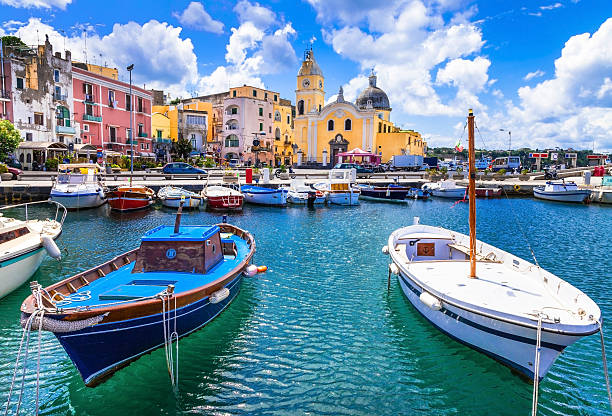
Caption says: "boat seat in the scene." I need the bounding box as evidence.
[98,279,178,301]
[447,243,501,263]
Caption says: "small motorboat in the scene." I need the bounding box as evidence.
[50,163,106,210]
[107,185,155,212]
[407,188,430,200]
[422,180,467,199]
[20,206,256,387]
[241,185,288,206]
[534,181,591,203]
[358,184,411,203]
[590,175,612,204]
[474,186,502,198]
[158,186,203,209]
[0,201,66,298]
[313,168,360,206]
[284,179,326,205]
[202,185,243,211]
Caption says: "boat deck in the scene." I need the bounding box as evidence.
[404,259,579,324]
[58,233,249,309]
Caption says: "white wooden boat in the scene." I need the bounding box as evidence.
[50,164,106,209]
[0,201,66,298]
[313,169,360,206]
[384,110,601,383]
[284,179,327,205]
[201,185,243,211]
[534,181,591,203]
[240,185,288,206]
[158,186,203,208]
[422,180,466,199]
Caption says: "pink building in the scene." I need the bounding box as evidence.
[72,66,153,158]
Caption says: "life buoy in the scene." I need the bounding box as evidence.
[513,184,521,192]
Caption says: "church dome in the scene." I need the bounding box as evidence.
[298,49,323,77]
[355,73,391,111]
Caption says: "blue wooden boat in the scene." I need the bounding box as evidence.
[240,185,287,206]
[20,213,255,387]
[358,184,410,202]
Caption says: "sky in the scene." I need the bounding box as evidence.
[1,0,611,151]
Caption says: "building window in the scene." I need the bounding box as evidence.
[83,83,93,101]
[275,127,281,140]
[378,122,382,133]
[274,111,281,121]
[126,94,131,111]
[345,119,352,131]
[108,90,115,107]
[269,126,271,133]
[156,129,162,138]
[258,107,263,117]
[264,92,268,99]
[138,123,144,136]
[58,135,64,143]
[34,113,43,126]
[274,94,277,102]
[297,100,304,115]
[327,120,334,131]
[141,143,145,150]
[231,107,238,115]
[25,133,33,142]
[126,128,132,139]
[268,113,271,118]
[186,115,206,125]
[54,86,62,100]
[287,115,290,124]
[85,104,94,116]
[259,123,263,131]
[225,134,239,147]
[383,125,387,133]
[137,97,143,112]
[16,77,24,89]
[83,124,89,132]
[232,90,236,97]
[54,69,60,82]
[252,89,257,97]
[26,153,31,163]
[109,126,117,142]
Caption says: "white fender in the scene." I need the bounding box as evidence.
[244,264,258,277]
[419,292,442,311]
[98,189,105,199]
[389,263,399,275]
[209,287,230,304]
[382,245,389,255]
[41,235,61,260]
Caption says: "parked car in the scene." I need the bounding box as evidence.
[7,167,23,180]
[333,163,373,178]
[228,159,240,168]
[162,163,207,175]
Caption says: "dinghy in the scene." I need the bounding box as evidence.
[20,204,256,387]
[384,110,601,382]
[284,179,327,205]
[422,180,466,199]
[158,186,203,208]
[240,185,288,206]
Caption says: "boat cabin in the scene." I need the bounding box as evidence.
[57,163,101,184]
[543,181,579,192]
[133,225,232,274]
[329,168,357,183]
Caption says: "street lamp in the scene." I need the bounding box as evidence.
[252,132,265,167]
[127,64,134,183]
[499,129,511,155]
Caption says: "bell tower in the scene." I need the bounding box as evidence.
[296,48,324,117]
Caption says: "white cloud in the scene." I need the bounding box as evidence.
[234,0,276,29]
[540,2,562,10]
[2,20,26,31]
[523,69,545,81]
[0,0,71,9]
[11,18,198,97]
[225,22,265,65]
[173,2,224,34]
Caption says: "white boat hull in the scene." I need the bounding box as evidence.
[533,188,590,203]
[242,190,287,206]
[430,188,466,199]
[50,192,106,209]
[328,192,360,206]
[0,248,46,298]
[161,197,203,208]
[286,191,326,205]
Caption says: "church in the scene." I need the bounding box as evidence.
[293,49,426,165]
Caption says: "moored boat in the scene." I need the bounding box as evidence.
[384,110,601,384]
[202,185,244,211]
[107,185,155,211]
[50,164,106,210]
[241,185,288,206]
[284,179,327,205]
[19,211,256,387]
[358,184,410,203]
[407,187,430,200]
[534,181,591,203]
[474,186,502,198]
[0,201,66,298]
[422,180,467,199]
[158,186,203,208]
[313,168,360,206]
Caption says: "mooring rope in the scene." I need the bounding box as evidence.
[599,319,612,410]
[159,287,179,390]
[532,314,543,416]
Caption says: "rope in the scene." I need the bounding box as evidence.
[159,288,179,390]
[532,314,543,416]
[599,319,612,410]
[501,187,541,269]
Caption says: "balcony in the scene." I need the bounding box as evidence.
[138,132,148,138]
[155,137,172,144]
[126,139,138,144]
[55,125,76,134]
[53,92,68,101]
[83,114,102,122]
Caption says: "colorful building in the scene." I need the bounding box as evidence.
[293,49,425,165]
[151,107,171,161]
[72,65,153,158]
[273,98,295,166]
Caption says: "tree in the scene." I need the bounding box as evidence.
[173,137,192,160]
[0,120,22,162]
[1,36,27,49]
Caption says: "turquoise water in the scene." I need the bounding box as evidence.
[0,198,610,415]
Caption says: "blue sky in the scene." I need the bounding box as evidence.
[1,0,611,151]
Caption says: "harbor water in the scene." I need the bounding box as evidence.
[0,198,610,415]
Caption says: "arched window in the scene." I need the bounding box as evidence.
[297,100,304,115]
[225,134,239,147]
[275,127,281,140]
[19,153,24,163]
[345,119,352,131]
[378,122,382,133]
[26,153,31,163]
[327,120,334,131]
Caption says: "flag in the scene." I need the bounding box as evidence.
[455,139,464,152]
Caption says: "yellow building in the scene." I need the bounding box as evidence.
[72,61,118,80]
[293,50,425,164]
[273,98,295,166]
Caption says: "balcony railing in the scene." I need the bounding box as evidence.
[137,132,148,138]
[225,125,239,130]
[83,114,102,122]
[53,92,68,101]
[155,137,172,144]
[126,139,138,144]
[55,125,76,134]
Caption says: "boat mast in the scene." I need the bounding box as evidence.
[468,109,477,279]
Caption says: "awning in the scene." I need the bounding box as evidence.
[74,144,98,154]
[139,152,156,158]
[105,151,123,157]
[17,141,68,151]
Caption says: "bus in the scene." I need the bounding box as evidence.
[491,156,521,172]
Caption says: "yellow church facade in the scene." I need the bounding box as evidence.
[293,50,425,164]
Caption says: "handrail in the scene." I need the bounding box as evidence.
[0,200,67,226]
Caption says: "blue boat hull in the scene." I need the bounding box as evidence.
[55,274,243,386]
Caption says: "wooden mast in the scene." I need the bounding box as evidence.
[468,109,477,278]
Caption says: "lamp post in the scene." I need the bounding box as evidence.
[252,132,264,167]
[127,64,134,184]
[499,129,511,155]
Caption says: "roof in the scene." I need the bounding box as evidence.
[356,73,391,111]
[18,142,68,150]
[58,163,101,170]
[298,49,323,77]
[74,144,97,152]
[338,148,376,156]
[141,225,219,242]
